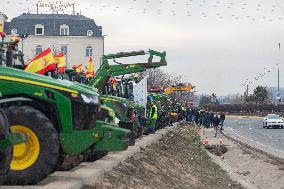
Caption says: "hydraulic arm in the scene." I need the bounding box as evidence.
[88,50,167,91]
[164,83,194,95]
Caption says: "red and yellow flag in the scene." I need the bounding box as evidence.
[25,48,56,75]
[73,64,83,73]
[54,53,65,73]
[0,22,3,33]
[86,57,95,78]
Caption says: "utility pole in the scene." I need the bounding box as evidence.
[277,42,281,103]
[278,67,280,95]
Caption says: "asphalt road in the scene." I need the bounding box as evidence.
[224,116,284,157]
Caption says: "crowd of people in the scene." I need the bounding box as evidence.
[175,105,226,130]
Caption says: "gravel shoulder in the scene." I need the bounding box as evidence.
[85,123,243,189]
[205,128,284,189]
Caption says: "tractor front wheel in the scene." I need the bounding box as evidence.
[0,109,11,185]
[4,106,59,185]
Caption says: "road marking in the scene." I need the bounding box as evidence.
[227,127,284,155]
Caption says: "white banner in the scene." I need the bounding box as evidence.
[133,76,148,108]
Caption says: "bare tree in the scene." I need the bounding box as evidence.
[144,69,183,89]
[143,69,195,103]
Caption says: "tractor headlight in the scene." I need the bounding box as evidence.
[80,93,100,104]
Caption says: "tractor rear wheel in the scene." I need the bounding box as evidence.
[4,106,59,185]
[0,109,11,185]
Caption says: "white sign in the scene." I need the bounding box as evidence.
[133,76,148,108]
[11,28,17,35]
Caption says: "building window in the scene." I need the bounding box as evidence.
[61,46,67,55]
[86,46,93,57]
[61,45,68,66]
[60,24,69,36]
[35,45,43,55]
[87,30,93,36]
[35,24,44,35]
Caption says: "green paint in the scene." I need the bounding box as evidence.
[0,133,26,150]
[0,66,130,155]
[89,49,167,91]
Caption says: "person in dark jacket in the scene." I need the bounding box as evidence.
[219,112,225,130]
[209,112,214,127]
[213,115,220,137]
[204,111,210,128]
[195,110,200,125]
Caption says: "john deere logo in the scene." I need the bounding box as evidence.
[34,92,43,97]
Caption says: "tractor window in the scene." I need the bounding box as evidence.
[111,101,127,118]
[72,102,99,130]
[98,108,114,123]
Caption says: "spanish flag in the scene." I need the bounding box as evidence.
[86,57,95,78]
[25,48,56,75]
[74,64,83,73]
[54,53,65,73]
[0,22,3,33]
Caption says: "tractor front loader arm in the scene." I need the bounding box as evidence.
[88,49,167,91]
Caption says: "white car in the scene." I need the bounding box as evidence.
[263,114,284,129]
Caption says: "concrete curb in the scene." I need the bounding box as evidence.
[1,124,177,189]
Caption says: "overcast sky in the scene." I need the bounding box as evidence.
[2,0,284,96]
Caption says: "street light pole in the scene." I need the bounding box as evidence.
[100,35,107,66]
[277,42,281,103]
[278,66,280,95]
[22,38,24,53]
[103,34,107,55]
[19,34,28,54]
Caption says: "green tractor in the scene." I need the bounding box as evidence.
[62,50,167,139]
[0,109,26,185]
[87,50,167,136]
[100,95,144,139]
[0,66,131,185]
[2,35,166,142]
[0,109,12,185]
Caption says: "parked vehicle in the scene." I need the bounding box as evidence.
[263,114,284,129]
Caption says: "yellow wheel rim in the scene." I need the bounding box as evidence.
[10,125,40,171]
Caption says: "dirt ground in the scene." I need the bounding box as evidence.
[220,136,284,189]
[84,123,243,189]
[201,127,284,189]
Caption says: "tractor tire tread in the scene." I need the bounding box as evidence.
[4,106,59,185]
[0,109,11,185]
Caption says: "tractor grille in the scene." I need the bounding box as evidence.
[72,102,99,130]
